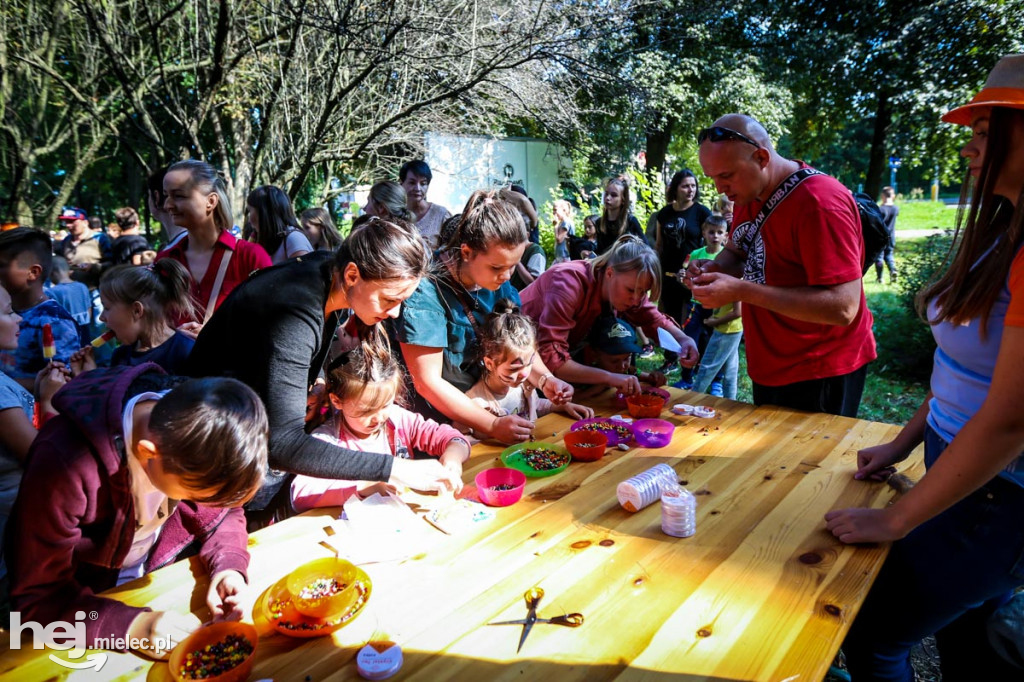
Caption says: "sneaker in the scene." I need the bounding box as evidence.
[672,379,693,390]
[709,381,724,397]
[657,358,678,373]
[639,343,655,359]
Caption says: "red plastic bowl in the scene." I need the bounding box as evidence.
[614,386,671,408]
[475,468,527,507]
[631,418,675,448]
[627,394,666,419]
[564,430,608,462]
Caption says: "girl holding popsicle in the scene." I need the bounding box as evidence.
[70,261,196,375]
[290,348,471,512]
[455,299,593,437]
[1,285,67,573]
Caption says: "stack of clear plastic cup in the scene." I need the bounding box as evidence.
[616,463,677,512]
[660,486,697,537]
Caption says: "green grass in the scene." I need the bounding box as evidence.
[894,200,958,232]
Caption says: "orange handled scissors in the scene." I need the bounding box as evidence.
[487,587,584,653]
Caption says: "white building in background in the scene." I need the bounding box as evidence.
[423,132,573,212]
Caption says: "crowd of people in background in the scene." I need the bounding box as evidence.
[0,51,1023,680]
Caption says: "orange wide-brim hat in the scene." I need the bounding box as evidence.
[942,54,1024,126]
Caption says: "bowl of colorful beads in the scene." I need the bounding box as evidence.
[170,621,257,682]
[626,394,667,419]
[631,418,675,448]
[286,557,360,619]
[563,429,608,462]
[614,386,671,408]
[475,467,527,506]
[500,441,572,477]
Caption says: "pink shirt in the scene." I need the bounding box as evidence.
[520,260,674,372]
[290,405,464,511]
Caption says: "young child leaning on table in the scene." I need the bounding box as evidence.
[454,299,593,439]
[573,314,668,401]
[5,364,268,657]
[291,347,471,512]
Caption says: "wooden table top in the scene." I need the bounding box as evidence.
[0,388,924,682]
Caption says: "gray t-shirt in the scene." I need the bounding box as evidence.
[271,228,314,264]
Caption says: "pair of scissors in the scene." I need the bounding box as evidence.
[487,587,584,652]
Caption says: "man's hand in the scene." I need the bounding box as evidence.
[689,271,744,310]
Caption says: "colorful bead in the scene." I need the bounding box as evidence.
[179,634,253,679]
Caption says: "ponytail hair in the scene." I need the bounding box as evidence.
[166,159,233,233]
[477,298,537,365]
[444,189,528,253]
[99,260,196,333]
[325,346,405,415]
[368,181,412,221]
[591,234,662,302]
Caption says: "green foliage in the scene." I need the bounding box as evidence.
[893,201,958,232]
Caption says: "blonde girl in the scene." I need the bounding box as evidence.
[71,260,196,375]
[459,299,593,435]
[595,177,644,255]
[291,349,470,511]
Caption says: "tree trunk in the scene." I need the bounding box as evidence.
[865,92,892,199]
[645,116,675,173]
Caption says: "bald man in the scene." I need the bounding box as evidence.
[685,114,875,417]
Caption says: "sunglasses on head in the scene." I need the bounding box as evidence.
[697,126,761,148]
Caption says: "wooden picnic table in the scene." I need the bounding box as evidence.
[0,388,924,682]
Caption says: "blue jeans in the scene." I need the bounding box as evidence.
[691,331,741,399]
[842,426,1024,681]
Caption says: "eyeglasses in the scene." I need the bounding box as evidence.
[697,126,761,148]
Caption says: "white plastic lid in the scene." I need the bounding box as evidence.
[357,642,403,680]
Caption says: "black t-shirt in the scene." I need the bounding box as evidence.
[111,234,151,265]
[879,205,899,240]
[595,214,644,255]
[655,203,712,272]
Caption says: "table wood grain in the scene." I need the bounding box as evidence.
[0,388,925,681]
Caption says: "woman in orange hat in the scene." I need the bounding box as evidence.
[825,54,1024,680]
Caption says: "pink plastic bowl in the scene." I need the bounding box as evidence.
[631,418,675,448]
[475,468,527,507]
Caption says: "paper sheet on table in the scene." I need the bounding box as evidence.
[657,327,682,353]
[337,492,433,564]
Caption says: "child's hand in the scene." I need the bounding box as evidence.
[543,375,574,404]
[35,362,70,404]
[854,442,910,482]
[643,371,668,387]
[608,372,641,397]
[177,321,203,340]
[390,458,462,493]
[128,610,202,659]
[438,454,465,494]
[69,347,96,376]
[704,317,721,327]
[306,378,327,423]
[558,401,594,420]
[357,481,398,498]
[207,570,247,622]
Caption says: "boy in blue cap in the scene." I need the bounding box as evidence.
[574,315,668,400]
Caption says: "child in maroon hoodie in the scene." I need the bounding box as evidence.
[5,363,267,657]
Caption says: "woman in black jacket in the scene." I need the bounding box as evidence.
[186,218,456,522]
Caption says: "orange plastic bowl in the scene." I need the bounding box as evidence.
[475,468,527,506]
[286,557,360,619]
[564,430,608,462]
[626,394,666,418]
[169,621,257,682]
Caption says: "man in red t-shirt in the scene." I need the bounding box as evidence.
[685,114,876,417]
